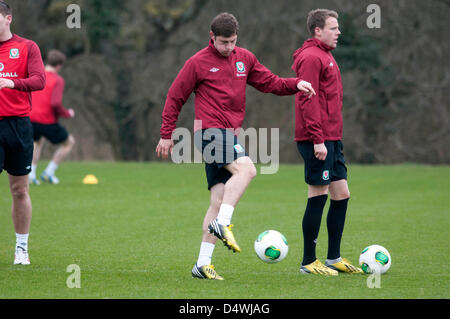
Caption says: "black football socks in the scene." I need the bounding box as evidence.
[326,198,349,260]
[301,194,328,266]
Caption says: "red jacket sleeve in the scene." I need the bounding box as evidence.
[160,58,197,139]
[12,41,46,92]
[51,76,71,118]
[247,53,299,95]
[293,54,324,144]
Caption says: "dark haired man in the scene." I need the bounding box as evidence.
[0,1,46,265]
[292,9,362,275]
[29,49,75,185]
[156,12,315,280]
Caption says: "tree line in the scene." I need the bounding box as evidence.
[7,0,450,164]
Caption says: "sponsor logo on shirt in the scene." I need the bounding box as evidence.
[0,62,17,77]
[0,64,19,78]
[9,48,19,59]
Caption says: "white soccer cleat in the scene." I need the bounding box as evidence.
[29,177,41,185]
[40,173,60,184]
[14,246,30,265]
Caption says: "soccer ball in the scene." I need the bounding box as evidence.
[254,230,288,263]
[359,244,391,274]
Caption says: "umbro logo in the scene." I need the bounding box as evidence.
[209,67,219,72]
[329,62,334,67]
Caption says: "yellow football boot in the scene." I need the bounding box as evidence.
[325,258,363,274]
[208,219,241,253]
[300,259,339,276]
[192,264,224,280]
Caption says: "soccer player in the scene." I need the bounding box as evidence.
[0,1,46,265]
[156,12,315,280]
[29,49,75,185]
[291,9,362,275]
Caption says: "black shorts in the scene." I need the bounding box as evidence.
[0,117,34,176]
[297,140,347,185]
[32,122,69,144]
[194,128,247,190]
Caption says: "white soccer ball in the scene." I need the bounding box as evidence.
[359,244,391,274]
[254,230,288,263]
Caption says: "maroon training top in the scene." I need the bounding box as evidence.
[160,39,302,139]
[30,71,71,124]
[292,37,343,144]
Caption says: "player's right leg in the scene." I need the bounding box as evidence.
[192,183,224,280]
[41,128,74,184]
[51,134,75,165]
[297,141,334,274]
[1,117,34,265]
[9,174,32,265]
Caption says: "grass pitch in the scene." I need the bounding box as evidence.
[0,162,449,299]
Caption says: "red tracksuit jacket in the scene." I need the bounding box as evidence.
[30,71,71,124]
[291,37,343,144]
[160,39,301,139]
[0,34,46,118]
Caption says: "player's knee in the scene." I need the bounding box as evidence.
[344,190,350,199]
[10,184,29,200]
[67,135,75,146]
[239,161,257,180]
[333,190,350,201]
[247,164,257,180]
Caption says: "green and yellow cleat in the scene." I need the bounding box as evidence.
[191,264,224,280]
[300,259,339,276]
[208,219,241,253]
[325,258,363,274]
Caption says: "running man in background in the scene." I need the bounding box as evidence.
[156,12,315,280]
[0,1,46,265]
[292,9,362,275]
[29,49,75,185]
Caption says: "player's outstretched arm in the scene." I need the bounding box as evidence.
[156,138,174,160]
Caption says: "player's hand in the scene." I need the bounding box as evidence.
[156,138,174,160]
[297,80,316,98]
[313,143,327,161]
[68,109,75,118]
[0,78,15,90]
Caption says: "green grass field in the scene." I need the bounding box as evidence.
[0,162,449,299]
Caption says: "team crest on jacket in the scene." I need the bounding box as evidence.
[236,61,245,73]
[9,48,19,59]
[234,144,244,153]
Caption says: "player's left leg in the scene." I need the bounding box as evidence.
[9,174,32,265]
[325,179,362,273]
[208,156,256,253]
[29,138,44,185]
[221,155,257,207]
